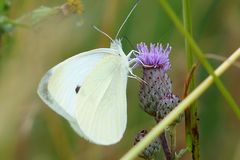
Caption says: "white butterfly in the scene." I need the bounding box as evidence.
[37,2,140,145]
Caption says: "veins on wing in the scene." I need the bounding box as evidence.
[84,62,124,132]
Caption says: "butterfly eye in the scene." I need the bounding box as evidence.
[75,86,81,94]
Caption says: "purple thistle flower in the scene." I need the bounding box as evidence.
[136,42,171,72]
[136,42,181,121]
[134,42,182,160]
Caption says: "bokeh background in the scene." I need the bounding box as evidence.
[0,0,240,159]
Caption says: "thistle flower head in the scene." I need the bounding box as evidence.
[137,42,182,122]
[136,43,171,72]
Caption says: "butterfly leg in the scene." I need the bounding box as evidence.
[128,75,147,84]
[128,68,147,84]
[127,50,138,59]
[129,58,152,68]
[130,62,139,70]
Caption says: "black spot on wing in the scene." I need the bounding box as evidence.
[75,86,81,94]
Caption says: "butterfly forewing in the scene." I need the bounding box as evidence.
[38,48,115,123]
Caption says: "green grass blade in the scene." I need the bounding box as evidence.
[182,0,200,158]
[158,0,240,119]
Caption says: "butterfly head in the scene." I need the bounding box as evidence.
[110,39,126,57]
[110,39,122,50]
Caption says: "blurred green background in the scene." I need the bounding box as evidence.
[0,0,240,159]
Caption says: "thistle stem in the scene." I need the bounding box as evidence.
[160,132,172,160]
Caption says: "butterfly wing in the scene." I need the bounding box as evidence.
[75,54,129,145]
[37,48,116,126]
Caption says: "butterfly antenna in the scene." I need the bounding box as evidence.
[115,0,140,39]
[92,25,114,42]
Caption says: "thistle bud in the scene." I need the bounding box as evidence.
[156,93,180,120]
[134,130,161,160]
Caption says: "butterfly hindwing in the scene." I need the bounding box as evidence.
[75,54,128,145]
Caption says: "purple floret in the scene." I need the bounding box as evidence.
[136,42,171,71]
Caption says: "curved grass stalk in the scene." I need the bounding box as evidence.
[121,48,240,160]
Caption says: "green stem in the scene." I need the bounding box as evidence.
[182,0,200,159]
[121,48,240,160]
